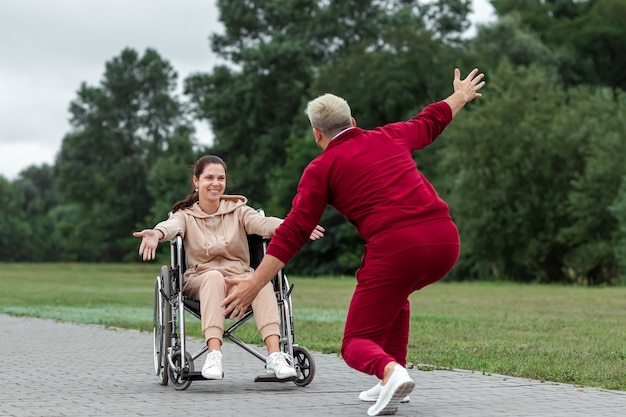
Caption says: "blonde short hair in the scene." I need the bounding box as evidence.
[305,93,352,137]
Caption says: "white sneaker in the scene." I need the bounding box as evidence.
[367,365,415,416]
[359,382,410,403]
[266,352,297,379]
[202,350,223,380]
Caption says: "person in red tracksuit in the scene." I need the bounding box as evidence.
[223,68,485,416]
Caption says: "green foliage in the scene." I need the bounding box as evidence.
[439,61,626,284]
[610,175,626,282]
[440,62,579,282]
[469,12,560,76]
[420,0,472,46]
[286,207,365,276]
[0,177,30,260]
[5,0,625,285]
[0,165,62,261]
[559,88,626,284]
[569,0,626,91]
[312,24,458,127]
[202,0,473,274]
[266,133,318,217]
[186,0,321,204]
[144,128,201,222]
[54,48,196,261]
[491,0,626,91]
[12,165,61,260]
[491,0,592,35]
[186,0,473,206]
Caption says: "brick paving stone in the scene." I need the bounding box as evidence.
[1,314,625,417]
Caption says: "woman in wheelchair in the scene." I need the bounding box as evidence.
[134,155,324,381]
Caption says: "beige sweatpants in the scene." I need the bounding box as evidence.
[182,270,281,344]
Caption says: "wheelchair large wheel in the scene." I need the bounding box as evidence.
[292,345,315,387]
[153,266,171,386]
[168,350,194,391]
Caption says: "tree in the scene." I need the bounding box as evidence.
[0,176,30,260]
[0,165,62,261]
[186,0,474,207]
[12,164,61,260]
[282,11,467,275]
[438,61,625,284]
[558,88,626,284]
[490,0,626,92]
[185,0,474,275]
[468,12,560,76]
[54,48,196,261]
[438,62,582,282]
[568,0,626,93]
[610,174,626,284]
[145,128,202,226]
[421,0,472,47]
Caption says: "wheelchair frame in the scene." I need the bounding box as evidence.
[152,223,315,390]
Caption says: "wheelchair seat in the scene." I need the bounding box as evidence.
[181,233,265,318]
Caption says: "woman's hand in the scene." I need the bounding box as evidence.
[132,229,160,261]
[309,224,325,240]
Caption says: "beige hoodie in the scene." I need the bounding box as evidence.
[154,195,282,278]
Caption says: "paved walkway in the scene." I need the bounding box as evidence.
[1,314,625,417]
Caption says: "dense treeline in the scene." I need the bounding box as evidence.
[2,0,625,285]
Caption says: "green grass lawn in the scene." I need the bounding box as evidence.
[1,263,625,390]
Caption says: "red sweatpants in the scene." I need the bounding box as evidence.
[340,219,460,379]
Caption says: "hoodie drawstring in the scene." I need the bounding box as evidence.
[222,215,228,245]
[196,216,211,256]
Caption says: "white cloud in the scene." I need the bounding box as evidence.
[0,142,58,179]
[0,0,221,180]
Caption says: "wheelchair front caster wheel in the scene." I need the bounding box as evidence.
[168,350,194,390]
[293,345,315,387]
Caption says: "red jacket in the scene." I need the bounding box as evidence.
[267,101,454,264]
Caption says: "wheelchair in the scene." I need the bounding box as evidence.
[152,216,316,390]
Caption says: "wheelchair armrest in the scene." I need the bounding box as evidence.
[247,233,267,270]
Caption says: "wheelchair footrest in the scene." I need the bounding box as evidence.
[184,371,211,381]
[254,373,297,383]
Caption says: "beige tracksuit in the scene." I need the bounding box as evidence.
[154,196,283,343]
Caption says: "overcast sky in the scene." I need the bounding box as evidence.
[0,0,494,181]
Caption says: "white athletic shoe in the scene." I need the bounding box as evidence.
[367,365,415,416]
[266,352,297,379]
[360,382,411,403]
[202,350,224,380]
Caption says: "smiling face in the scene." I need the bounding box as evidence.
[193,162,226,211]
